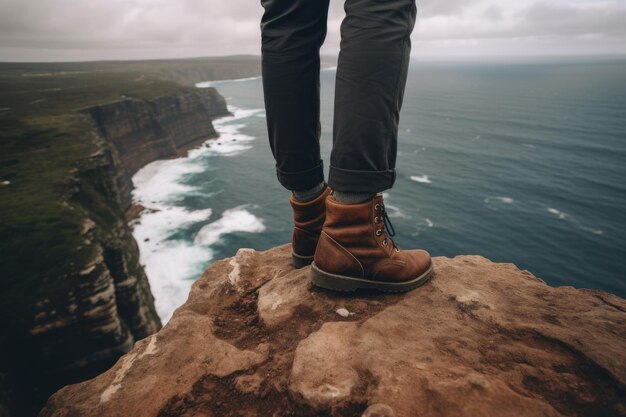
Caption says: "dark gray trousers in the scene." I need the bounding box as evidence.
[260,0,416,193]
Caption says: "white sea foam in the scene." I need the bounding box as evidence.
[132,159,205,203]
[580,226,603,235]
[543,205,603,235]
[136,233,213,322]
[130,201,214,322]
[410,175,431,184]
[383,203,410,219]
[547,207,568,219]
[219,106,264,121]
[131,105,265,322]
[205,123,256,155]
[484,196,514,205]
[379,194,410,219]
[194,206,266,246]
[411,218,434,236]
[195,76,261,88]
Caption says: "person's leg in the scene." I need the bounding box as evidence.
[260,0,330,196]
[329,0,417,198]
[311,0,432,291]
[260,0,331,267]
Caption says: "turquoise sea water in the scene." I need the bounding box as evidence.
[132,58,626,321]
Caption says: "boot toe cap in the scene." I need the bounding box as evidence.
[405,248,432,277]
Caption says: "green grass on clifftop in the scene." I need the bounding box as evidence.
[0,55,270,300]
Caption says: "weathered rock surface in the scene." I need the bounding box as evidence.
[40,244,626,417]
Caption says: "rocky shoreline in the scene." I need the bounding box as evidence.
[86,87,231,211]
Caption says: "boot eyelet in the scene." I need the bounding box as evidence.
[382,239,387,246]
[395,247,400,252]
[374,204,380,210]
[375,229,382,236]
[374,216,380,223]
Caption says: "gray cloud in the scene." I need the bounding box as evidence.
[522,2,626,37]
[418,0,481,18]
[483,5,503,21]
[415,1,626,41]
[0,0,625,61]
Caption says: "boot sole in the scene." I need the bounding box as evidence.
[309,261,434,293]
[292,252,314,269]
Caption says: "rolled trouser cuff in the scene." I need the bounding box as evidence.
[277,160,325,191]
[328,165,395,194]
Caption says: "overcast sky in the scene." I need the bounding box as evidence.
[0,0,625,62]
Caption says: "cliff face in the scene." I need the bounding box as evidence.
[87,87,230,210]
[0,122,163,416]
[40,244,626,417]
[0,87,230,416]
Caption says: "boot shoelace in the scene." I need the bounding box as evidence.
[375,202,400,252]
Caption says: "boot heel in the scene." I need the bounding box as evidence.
[292,252,314,269]
[310,262,361,292]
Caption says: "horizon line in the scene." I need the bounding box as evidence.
[1,52,625,65]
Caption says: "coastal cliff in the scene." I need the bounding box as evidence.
[0,84,230,415]
[40,244,626,417]
[87,87,230,210]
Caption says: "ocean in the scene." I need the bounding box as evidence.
[131,58,626,322]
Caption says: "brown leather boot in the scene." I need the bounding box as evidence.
[310,193,433,292]
[289,185,332,268]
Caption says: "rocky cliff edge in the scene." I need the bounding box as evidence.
[40,244,626,417]
[0,83,230,415]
